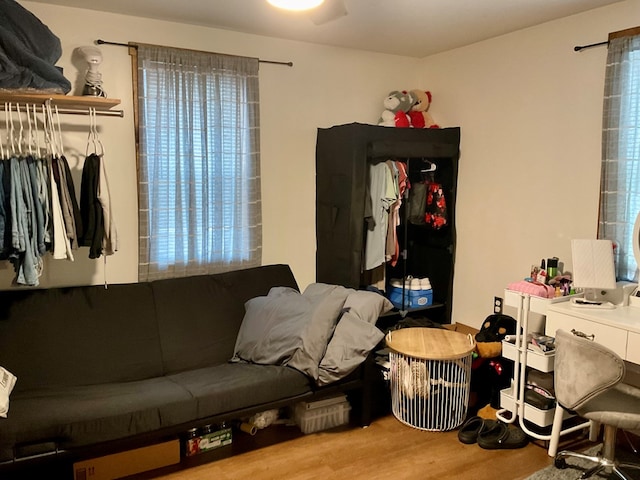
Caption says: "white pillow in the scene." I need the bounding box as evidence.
[0,366,17,418]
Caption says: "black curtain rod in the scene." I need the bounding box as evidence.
[574,40,608,52]
[96,39,293,66]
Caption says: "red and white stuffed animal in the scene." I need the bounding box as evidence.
[408,89,439,129]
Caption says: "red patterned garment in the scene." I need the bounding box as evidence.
[425,182,447,229]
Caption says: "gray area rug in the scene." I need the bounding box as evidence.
[525,445,640,480]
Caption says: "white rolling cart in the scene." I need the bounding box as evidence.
[495,290,590,456]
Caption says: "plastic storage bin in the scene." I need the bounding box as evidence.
[294,397,351,434]
[388,286,433,309]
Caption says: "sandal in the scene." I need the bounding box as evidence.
[477,421,529,449]
[457,416,496,444]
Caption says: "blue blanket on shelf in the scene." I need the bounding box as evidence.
[0,0,71,93]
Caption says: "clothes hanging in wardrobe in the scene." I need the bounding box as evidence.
[364,159,409,271]
[408,174,448,229]
[387,160,409,267]
[408,181,427,225]
[424,180,447,229]
[315,123,460,323]
[364,161,396,271]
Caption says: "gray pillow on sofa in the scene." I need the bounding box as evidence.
[317,290,392,386]
[232,283,349,380]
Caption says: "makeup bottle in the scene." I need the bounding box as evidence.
[536,259,547,284]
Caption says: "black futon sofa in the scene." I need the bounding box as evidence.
[0,264,378,478]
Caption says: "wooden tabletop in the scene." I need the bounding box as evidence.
[386,327,476,360]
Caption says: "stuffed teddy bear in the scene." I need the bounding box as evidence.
[378,90,415,127]
[408,89,439,129]
[474,313,517,358]
[470,313,517,412]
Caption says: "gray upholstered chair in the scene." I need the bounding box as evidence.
[553,328,640,480]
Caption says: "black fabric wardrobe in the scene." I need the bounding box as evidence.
[315,122,460,324]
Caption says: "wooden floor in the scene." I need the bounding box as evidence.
[150,414,558,480]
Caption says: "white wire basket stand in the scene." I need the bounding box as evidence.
[386,328,476,431]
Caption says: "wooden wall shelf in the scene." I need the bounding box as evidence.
[0,92,123,117]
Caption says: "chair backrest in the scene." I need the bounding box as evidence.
[554,329,625,411]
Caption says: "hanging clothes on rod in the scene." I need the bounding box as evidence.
[421,162,448,230]
[50,105,83,253]
[0,102,55,286]
[406,158,448,229]
[42,103,74,262]
[364,160,396,272]
[364,158,411,272]
[79,107,117,259]
[0,100,116,286]
[386,159,409,268]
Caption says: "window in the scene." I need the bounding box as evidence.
[599,31,640,282]
[134,45,262,281]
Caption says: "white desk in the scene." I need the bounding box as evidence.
[545,303,640,456]
[546,302,640,365]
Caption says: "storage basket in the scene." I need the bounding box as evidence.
[294,398,351,434]
[386,328,475,431]
[388,286,433,310]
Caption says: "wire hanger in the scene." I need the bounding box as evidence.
[0,103,5,160]
[26,103,34,157]
[420,158,436,173]
[33,104,42,159]
[16,104,24,156]
[54,106,65,157]
[7,103,16,156]
[85,107,105,157]
[42,104,55,158]
[28,104,42,159]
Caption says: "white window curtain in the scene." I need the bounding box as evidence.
[136,45,262,281]
[599,33,640,282]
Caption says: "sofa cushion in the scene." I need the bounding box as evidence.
[0,377,196,462]
[0,283,163,392]
[167,362,311,418]
[152,264,299,374]
[232,283,349,379]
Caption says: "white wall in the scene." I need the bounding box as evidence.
[5,1,638,331]
[2,1,420,289]
[421,0,640,328]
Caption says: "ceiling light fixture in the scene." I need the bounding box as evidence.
[266,0,325,11]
